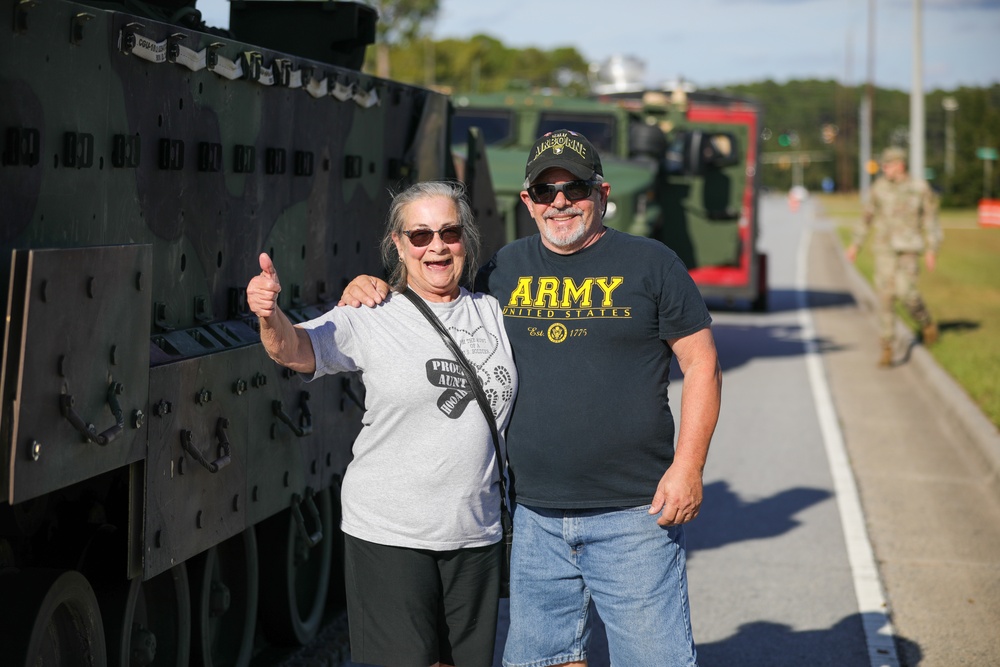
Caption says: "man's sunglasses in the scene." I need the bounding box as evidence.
[526,180,599,204]
[401,225,464,247]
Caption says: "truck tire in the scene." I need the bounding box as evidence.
[751,252,769,312]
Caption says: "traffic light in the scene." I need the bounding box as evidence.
[777,131,799,148]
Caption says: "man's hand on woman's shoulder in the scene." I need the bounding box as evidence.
[338,275,390,308]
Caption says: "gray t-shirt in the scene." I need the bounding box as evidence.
[300,288,517,550]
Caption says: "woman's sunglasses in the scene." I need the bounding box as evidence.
[401,225,464,247]
[526,179,599,204]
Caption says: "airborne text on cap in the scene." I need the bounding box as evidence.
[532,136,588,162]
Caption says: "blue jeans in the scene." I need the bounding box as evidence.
[503,504,697,667]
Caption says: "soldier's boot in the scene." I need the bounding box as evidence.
[878,342,893,368]
[922,322,939,346]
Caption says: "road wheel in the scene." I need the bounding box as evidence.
[80,526,191,667]
[257,487,333,646]
[0,568,107,666]
[189,530,258,667]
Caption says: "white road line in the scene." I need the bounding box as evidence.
[796,225,901,667]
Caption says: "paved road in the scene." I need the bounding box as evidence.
[681,194,874,666]
[487,193,1000,667]
[804,194,1000,667]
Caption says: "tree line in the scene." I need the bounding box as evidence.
[368,33,999,208]
[720,80,1000,207]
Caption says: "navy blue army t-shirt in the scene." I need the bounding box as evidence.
[475,227,712,509]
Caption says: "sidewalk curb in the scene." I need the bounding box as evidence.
[828,231,1000,499]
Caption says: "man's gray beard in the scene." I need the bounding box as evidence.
[542,224,587,249]
[541,214,587,249]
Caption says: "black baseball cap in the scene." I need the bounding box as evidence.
[524,129,603,184]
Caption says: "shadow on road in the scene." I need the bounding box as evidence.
[494,608,921,667]
[670,321,848,378]
[686,481,831,554]
[705,287,856,314]
[696,612,922,667]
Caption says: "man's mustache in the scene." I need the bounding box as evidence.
[543,207,584,219]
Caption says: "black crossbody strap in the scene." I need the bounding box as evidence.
[399,287,511,523]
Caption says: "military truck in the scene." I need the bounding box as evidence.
[452,92,667,245]
[0,1,495,664]
[452,88,768,311]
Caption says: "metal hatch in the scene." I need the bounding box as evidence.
[2,245,152,504]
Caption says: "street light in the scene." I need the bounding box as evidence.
[860,0,876,202]
[910,0,925,182]
[942,96,958,194]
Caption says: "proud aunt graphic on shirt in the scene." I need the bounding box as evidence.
[424,326,514,419]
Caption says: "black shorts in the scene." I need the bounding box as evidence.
[344,534,502,667]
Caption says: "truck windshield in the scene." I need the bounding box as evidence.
[452,110,515,146]
[537,114,616,155]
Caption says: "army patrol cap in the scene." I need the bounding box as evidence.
[880,147,907,164]
[525,129,604,184]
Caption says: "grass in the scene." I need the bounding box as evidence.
[817,193,1000,430]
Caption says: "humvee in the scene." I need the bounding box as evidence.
[452,88,768,311]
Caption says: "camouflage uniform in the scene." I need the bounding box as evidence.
[852,163,942,348]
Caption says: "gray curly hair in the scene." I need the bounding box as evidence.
[380,181,481,290]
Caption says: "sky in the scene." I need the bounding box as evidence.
[196,0,1000,92]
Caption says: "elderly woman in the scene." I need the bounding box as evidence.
[246,180,517,667]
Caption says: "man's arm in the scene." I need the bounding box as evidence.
[338,275,390,307]
[649,327,722,526]
[921,183,942,272]
[247,253,317,374]
[847,190,878,263]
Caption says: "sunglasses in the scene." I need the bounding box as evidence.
[401,225,464,247]
[526,179,599,204]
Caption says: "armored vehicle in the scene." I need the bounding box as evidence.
[0,1,495,664]
[452,88,768,310]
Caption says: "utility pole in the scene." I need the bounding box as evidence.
[860,0,875,202]
[910,0,925,182]
[837,29,853,192]
[942,97,958,194]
